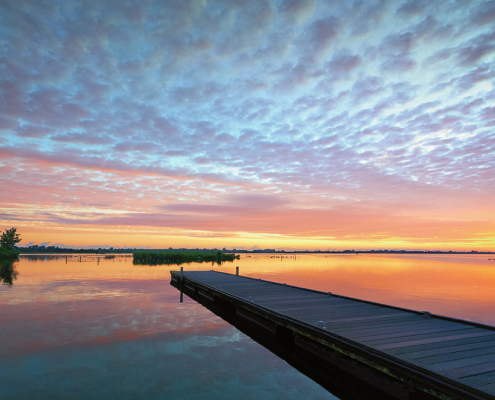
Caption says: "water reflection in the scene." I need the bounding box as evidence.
[1,253,494,399]
[0,260,18,286]
[0,255,335,400]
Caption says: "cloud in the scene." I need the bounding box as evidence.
[396,0,429,17]
[469,0,495,26]
[153,118,179,135]
[381,56,416,72]
[297,16,339,55]
[15,125,52,138]
[324,51,361,76]
[51,132,113,145]
[279,0,317,24]
[456,31,495,67]
[0,0,494,249]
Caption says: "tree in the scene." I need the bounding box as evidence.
[0,228,21,250]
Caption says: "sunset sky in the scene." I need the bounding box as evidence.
[0,0,494,251]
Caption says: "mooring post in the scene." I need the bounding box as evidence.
[180,267,184,303]
[236,266,239,276]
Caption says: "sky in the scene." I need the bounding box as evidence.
[0,0,494,251]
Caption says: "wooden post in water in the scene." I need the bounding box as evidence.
[180,267,184,303]
[236,266,239,276]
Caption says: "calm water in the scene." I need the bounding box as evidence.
[0,253,494,399]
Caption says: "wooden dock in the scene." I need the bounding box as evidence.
[171,269,495,400]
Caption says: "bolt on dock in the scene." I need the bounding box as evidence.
[171,269,495,400]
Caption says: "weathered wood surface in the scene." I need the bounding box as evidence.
[174,270,495,399]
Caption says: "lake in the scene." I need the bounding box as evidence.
[1,253,494,399]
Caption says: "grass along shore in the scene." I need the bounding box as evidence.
[0,249,19,261]
[133,250,240,265]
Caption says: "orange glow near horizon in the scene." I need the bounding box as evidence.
[1,162,493,251]
[4,222,493,251]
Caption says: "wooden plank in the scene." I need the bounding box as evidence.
[217,281,299,289]
[332,316,444,331]
[259,296,351,307]
[367,328,482,347]
[310,311,412,326]
[261,292,346,300]
[458,370,495,388]
[296,312,408,326]
[263,296,352,308]
[283,303,383,317]
[248,293,330,302]
[235,292,324,302]
[218,285,304,294]
[324,309,415,323]
[345,322,474,343]
[479,383,495,396]
[403,340,495,361]
[281,305,381,319]
[189,277,269,285]
[324,312,407,324]
[216,284,284,292]
[345,318,466,334]
[280,306,373,319]
[430,353,495,373]
[376,331,495,351]
[326,315,426,332]
[414,346,495,366]
[329,307,396,317]
[284,301,386,316]
[443,360,495,380]
[255,299,343,310]
[270,304,359,314]
[229,289,323,299]
[386,333,495,357]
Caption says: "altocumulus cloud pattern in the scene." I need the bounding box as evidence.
[0,0,494,250]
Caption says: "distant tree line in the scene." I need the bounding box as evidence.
[16,242,492,256]
[20,246,120,254]
[19,246,242,254]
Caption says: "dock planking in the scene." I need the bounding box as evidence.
[171,270,495,399]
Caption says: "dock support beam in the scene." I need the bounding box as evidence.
[276,325,295,350]
[236,266,239,276]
